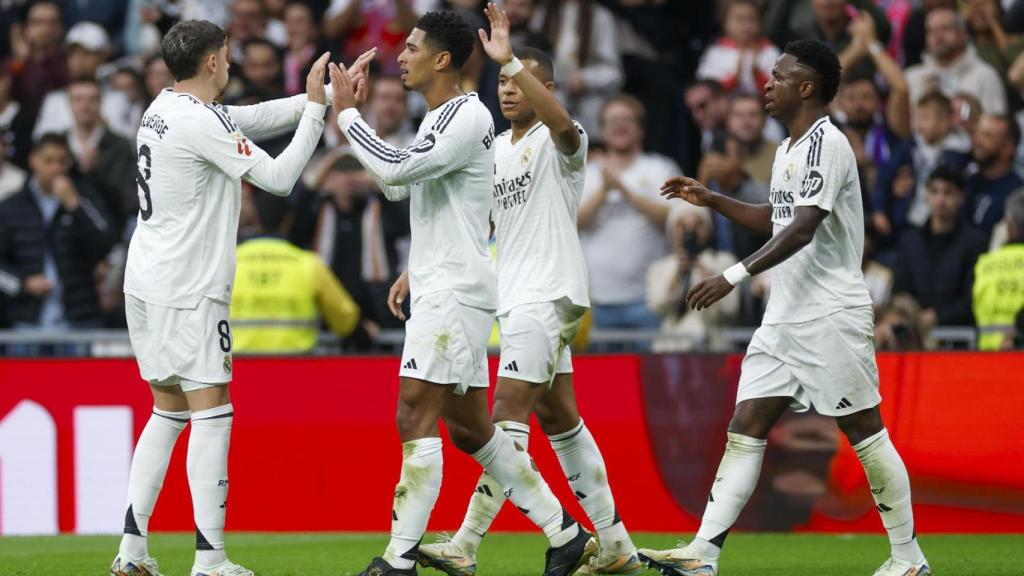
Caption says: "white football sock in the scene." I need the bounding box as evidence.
[384,437,443,570]
[473,425,579,548]
[549,419,635,558]
[188,403,233,569]
[119,408,189,559]
[453,421,530,556]
[853,429,925,564]
[693,432,767,561]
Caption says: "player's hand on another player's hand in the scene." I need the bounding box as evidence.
[685,273,734,311]
[306,52,331,105]
[388,270,410,321]
[328,62,368,111]
[661,176,715,207]
[479,3,514,65]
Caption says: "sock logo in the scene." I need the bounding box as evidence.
[476,484,494,497]
[574,490,588,500]
[871,486,886,495]
[835,397,853,410]
[504,487,514,498]
[877,503,893,512]
[403,358,418,370]
[714,476,724,483]
[567,473,581,482]
[503,360,519,372]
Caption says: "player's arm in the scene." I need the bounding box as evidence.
[329,63,477,188]
[661,176,774,235]
[479,3,580,155]
[223,49,375,141]
[313,255,361,337]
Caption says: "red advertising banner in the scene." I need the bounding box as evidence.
[1,353,1022,535]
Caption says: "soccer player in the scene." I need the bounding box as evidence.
[418,5,638,575]
[328,10,596,576]
[638,40,930,576]
[110,20,372,576]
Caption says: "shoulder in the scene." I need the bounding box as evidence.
[962,224,989,249]
[430,93,479,135]
[0,187,31,215]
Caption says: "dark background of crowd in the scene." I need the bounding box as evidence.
[1,0,1023,353]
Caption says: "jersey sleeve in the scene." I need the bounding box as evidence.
[556,121,588,173]
[223,85,334,142]
[337,100,483,187]
[794,131,848,213]
[187,105,269,180]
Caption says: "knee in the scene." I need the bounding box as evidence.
[490,396,532,426]
[836,407,884,446]
[448,420,489,454]
[727,406,772,439]
[535,405,579,437]
[396,399,432,441]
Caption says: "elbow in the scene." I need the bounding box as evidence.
[793,227,817,247]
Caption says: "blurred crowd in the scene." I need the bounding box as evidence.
[1,0,1024,353]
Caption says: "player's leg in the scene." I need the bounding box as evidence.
[445,377,545,563]
[112,383,189,576]
[534,373,640,574]
[837,408,929,575]
[443,387,597,576]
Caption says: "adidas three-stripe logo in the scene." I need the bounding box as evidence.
[504,360,519,372]
[835,397,853,410]
[403,358,418,370]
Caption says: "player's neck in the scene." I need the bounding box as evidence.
[422,77,464,110]
[510,116,541,143]
[174,79,219,105]
[786,106,827,151]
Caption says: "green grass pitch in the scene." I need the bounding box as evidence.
[0,533,1020,575]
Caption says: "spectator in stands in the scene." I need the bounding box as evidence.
[836,75,903,206]
[65,78,137,231]
[964,114,1024,237]
[0,66,34,168]
[874,294,927,350]
[0,134,116,330]
[685,79,728,156]
[647,203,738,352]
[951,92,983,138]
[505,0,550,51]
[964,0,1024,112]
[579,95,677,329]
[902,0,957,68]
[873,91,971,247]
[227,39,287,105]
[973,189,1024,350]
[0,133,27,204]
[8,1,68,125]
[696,0,779,96]
[231,191,360,353]
[230,0,289,60]
[723,92,777,186]
[841,10,912,143]
[143,55,174,106]
[323,0,422,78]
[893,165,987,332]
[905,7,1007,114]
[33,22,138,141]
[283,1,323,97]
[535,0,623,136]
[364,75,415,146]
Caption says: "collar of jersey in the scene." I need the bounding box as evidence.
[788,116,830,150]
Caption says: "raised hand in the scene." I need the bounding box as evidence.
[660,176,716,207]
[478,2,514,66]
[329,62,367,111]
[347,47,377,82]
[306,52,331,105]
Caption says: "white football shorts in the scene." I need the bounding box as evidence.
[737,305,881,417]
[125,294,234,392]
[497,297,587,385]
[399,290,494,394]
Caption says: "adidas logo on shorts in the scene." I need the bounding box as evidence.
[504,360,519,372]
[403,358,418,370]
[835,397,853,410]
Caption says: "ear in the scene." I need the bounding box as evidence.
[799,79,817,101]
[433,50,452,72]
[544,80,556,92]
[207,51,219,73]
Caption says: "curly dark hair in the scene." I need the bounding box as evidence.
[417,11,475,70]
[784,39,842,105]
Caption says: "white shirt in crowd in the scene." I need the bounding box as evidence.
[337,92,498,310]
[34,88,141,142]
[580,153,680,305]
[763,116,872,325]
[492,121,590,315]
[125,89,326,309]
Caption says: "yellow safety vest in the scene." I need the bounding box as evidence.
[231,237,320,353]
[972,243,1024,350]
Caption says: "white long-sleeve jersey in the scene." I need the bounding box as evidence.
[337,93,498,310]
[124,89,325,309]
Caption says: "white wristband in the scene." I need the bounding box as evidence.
[868,41,883,57]
[723,263,751,286]
[501,57,524,77]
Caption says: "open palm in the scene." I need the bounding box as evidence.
[478,2,514,65]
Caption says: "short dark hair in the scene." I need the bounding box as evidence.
[253,192,292,233]
[161,20,227,82]
[916,90,953,113]
[927,164,965,191]
[989,114,1022,149]
[518,46,555,83]
[784,39,842,104]
[600,93,647,127]
[32,133,71,155]
[416,11,475,70]
[243,38,281,60]
[67,76,102,92]
[686,78,725,97]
